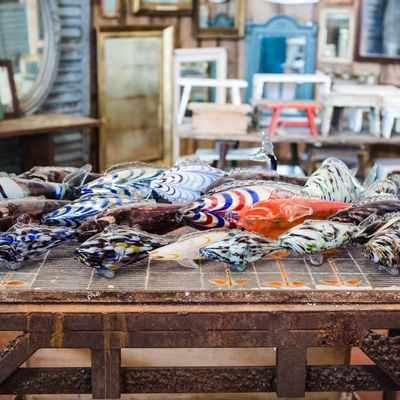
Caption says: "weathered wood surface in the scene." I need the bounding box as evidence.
[0,114,99,138]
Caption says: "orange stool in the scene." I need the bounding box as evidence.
[253,99,322,136]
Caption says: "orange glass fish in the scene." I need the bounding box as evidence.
[238,198,351,238]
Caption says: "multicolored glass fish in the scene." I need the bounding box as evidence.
[80,161,164,198]
[0,223,76,270]
[278,219,357,265]
[177,183,302,230]
[148,229,230,268]
[149,159,225,204]
[0,198,68,231]
[301,158,362,202]
[76,226,169,278]
[41,195,131,228]
[200,229,280,271]
[238,198,351,238]
[364,229,400,276]
[76,202,183,242]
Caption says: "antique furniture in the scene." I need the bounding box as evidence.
[97,26,174,169]
[0,60,20,119]
[0,243,400,399]
[356,0,400,63]
[253,99,321,136]
[318,8,355,64]
[173,47,228,125]
[0,113,99,171]
[132,0,192,15]
[194,0,245,38]
[0,0,60,114]
[245,16,318,101]
[176,126,400,169]
[174,77,248,166]
[321,84,400,136]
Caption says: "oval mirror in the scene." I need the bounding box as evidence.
[0,0,60,114]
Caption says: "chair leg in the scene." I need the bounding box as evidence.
[370,106,381,138]
[268,107,282,136]
[306,108,318,136]
[321,105,334,136]
[382,112,395,139]
[349,109,364,132]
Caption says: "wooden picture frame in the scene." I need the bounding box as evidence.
[195,0,245,39]
[132,0,192,16]
[318,8,355,64]
[355,0,400,63]
[99,0,122,18]
[0,60,21,119]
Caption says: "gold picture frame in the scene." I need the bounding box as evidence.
[132,0,192,16]
[97,26,174,170]
[195,0,245,39]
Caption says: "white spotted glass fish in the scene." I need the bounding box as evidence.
[148,229,230,268]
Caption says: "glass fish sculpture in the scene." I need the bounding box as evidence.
[364,229,400,276]
[177,184,302,230]
[148,229,230,268]
[331,199,400,224]
[0,164,91,201]
[238,198,351,238]
[76,202,183,242]
[18,165,100,184]
[359,179,398,202]
[278,219,357,265]
[41,194,131,228]
[200,230,280,272]
[388,172,400,191]
[301,157,362,202]
[80,161,164,198]
[0,223,76,270]
[0,198,68,231]
[149,160,225,204]
[76,226,169,278]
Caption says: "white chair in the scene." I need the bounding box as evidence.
[381,97,400,139]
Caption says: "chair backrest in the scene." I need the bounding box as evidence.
[252,73,331,102]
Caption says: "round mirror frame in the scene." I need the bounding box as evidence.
[20,0,61,114]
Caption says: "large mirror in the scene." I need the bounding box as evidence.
[0,0,60,114]
[318,8,354,64]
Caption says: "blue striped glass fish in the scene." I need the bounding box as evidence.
[41,195,131,228]
[0,223,76,270]
[149,160,225,204]
[301,158,362,203]
[178,183,302,230]
[76,226,169,278]
[80,162,164,198]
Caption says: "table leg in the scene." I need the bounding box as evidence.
[370,106,381,138]
[22,133,54,171]
[91,348,121,399]
[290,143,299,166]
[268,107,282,136]
[306,108,318,136]
[321,105,334,136]
[217,141,229,170]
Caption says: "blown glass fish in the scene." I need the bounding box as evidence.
[0,198,68,231]
[148,229,230,268]
[278,219,357,264]
[238,198,351,238]
[301,158,361,202]
[200,230,280,271]
[178,184,302,230]
[80,162,164,198]
[76,226,169,278]
[364,230,400,276]
[41,195,131,228]
[331,199,400,224]
[76,202,183,242]
[0,223,76,270]
[150,160,225,204]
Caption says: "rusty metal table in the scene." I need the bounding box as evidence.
[0,242,400,399]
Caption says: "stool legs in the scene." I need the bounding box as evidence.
[321,105,334,136]
[268,107,282,136]
[382,112,395,139]
[306,108,318,136]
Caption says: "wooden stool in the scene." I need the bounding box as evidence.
[253,99,321,136]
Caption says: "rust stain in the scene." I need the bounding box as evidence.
[210,269,249,288]
[0,271,13,288]
[50,313,64,348]
[321,249,338,257]
[5,281,25,286]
